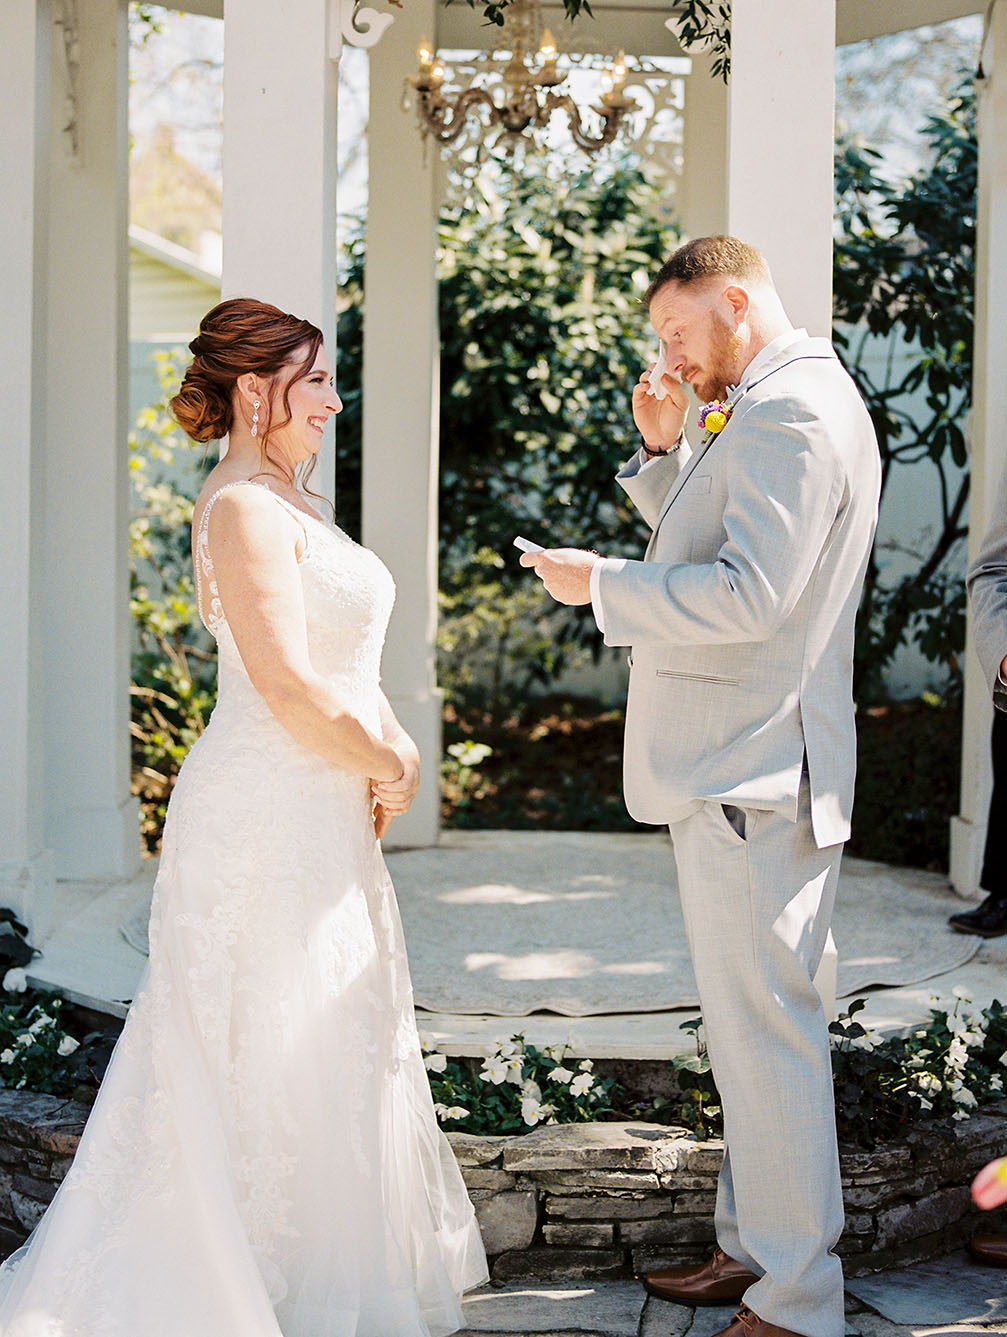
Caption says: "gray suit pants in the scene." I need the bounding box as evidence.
[669,779,845,1337]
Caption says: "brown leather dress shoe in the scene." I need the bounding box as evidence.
[643,1248,760,1305]
[712,1306,807,1337]
[968,1232,1007,1266]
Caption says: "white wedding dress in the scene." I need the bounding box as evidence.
[0,481,487,1337]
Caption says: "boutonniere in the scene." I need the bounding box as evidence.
[698,400,732,438]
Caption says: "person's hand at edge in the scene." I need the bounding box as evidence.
[519,547,598,605]
[973,1157,1007,1210]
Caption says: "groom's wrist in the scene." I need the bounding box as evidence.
[640,430,683,458]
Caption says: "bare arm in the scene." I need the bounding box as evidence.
[207,487,403,782]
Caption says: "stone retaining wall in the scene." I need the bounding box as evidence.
[0,1090,1004,1279]
[0,1090,88,1255]
[448,1113,1007,1282]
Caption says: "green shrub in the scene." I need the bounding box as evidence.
[648,992,1007,1150]
[129,350,216,852]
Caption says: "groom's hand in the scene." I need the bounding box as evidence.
[520,547,598,606]
[632,366,689,449]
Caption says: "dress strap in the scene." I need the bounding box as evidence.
[193,480,311,634]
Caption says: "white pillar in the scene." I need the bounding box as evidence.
[727,0,836,334]
[362,0,442,848]
[42,0,139,893]
[222,0,340,504]
[0,0,54,936]
[951,0,1007,897]
[678,49,729,241]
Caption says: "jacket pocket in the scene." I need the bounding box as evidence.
[654,668,741,686]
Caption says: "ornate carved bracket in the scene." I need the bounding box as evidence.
[329,0,397,61]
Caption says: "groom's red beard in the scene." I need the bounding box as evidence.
[687,315,743,404]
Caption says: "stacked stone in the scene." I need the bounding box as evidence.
[449,1111,1007,1282]
[450,1123,718,1283]
[0,1089,88,1254]
[0,1094,1004,1275]
[838,1107,1007,1273]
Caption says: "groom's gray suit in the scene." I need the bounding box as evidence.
[967,464,1007,713]
[593,331,880,1337]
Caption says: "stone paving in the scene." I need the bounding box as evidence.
[23,835,1007,1336]
[456,1251,1007,1336]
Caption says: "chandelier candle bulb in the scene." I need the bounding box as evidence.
[538,29,561,86]
[602,50,633,108]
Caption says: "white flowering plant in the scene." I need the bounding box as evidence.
[651,994,1007,1149]
[829,993,1007,1148]
[0,992,80,1097]
[0,975,109,1101]
[421,1033,622,1135]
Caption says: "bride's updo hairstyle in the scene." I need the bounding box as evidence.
[171,297,324,485]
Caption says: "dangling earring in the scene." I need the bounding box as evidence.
[251,399,261,438]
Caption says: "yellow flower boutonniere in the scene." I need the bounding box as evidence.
[698,400,732,436]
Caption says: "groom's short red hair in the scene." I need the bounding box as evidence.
[645,236,773,305]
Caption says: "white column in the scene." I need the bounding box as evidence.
[727,0,836,334]
[678,49,729,241]
[42,0,139,892]
[222,0,340,504]
[726,2,837,971]
[951,0,1007,898]
[0,0,54,936]
[362,0,442,848]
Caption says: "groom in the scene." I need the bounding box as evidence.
[521,236,880,1337]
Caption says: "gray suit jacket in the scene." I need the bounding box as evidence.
[595,336,881,848]
[967,468,1007,712]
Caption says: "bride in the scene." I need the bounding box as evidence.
[0,298,487,1336]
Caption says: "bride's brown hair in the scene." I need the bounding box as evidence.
[171,297,327,495]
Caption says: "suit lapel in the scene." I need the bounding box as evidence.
[644,434,719,558]
[646,338,838,553]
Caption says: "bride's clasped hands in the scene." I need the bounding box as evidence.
[371,717,421,838]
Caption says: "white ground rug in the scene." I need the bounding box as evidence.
[388,831,980,1017]
[120,829,982,1018]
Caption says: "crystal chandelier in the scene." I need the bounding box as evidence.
[403,0,638,156]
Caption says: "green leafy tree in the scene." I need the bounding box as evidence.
[435,163,674,556]
[129,351,216,851]
[834,78,976,699]
[456,0,731,79]
[337,159,679,707]
[667,0,731,80]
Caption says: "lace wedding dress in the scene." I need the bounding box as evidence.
[0,481,487,1337]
